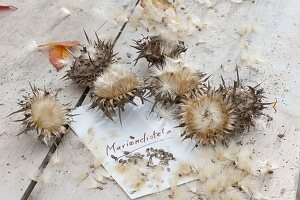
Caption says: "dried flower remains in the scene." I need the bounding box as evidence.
[147,59,208,111]
[219,69,271,132]
[179,89,237,145]
[132,35,186,67]
[64,32,116,87]
[9,85,72,145]
[90,65,146,123]
[178,69,270,146]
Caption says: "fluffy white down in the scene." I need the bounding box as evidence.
[30,94,67,130]
[152,59,200,99]
[94,65,131,88]
[193,99,224,132]
[220,187,248,200]
[152,58,182,76]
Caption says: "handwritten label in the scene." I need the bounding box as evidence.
[106,128,172,156]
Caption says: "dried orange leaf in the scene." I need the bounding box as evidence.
[61,47,69,58]
[0,4,17,10]
[38,41,80,48]
[49,46,70,71]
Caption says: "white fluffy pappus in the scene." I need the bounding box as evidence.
[92,7,127,28]
[93,65,141,100]
[238,175,265,200]
[203,177,224,196]
[29,168,42,182]
[238,24,259,36]
[149,59,206,103]
[132,35,186,67]
[220,187,248,200]
[186,181,198,194]
[90,64,145,122]
[25,39,38,53]
[73,171,89,182]
[88,176,103,189]
[93,168,106,184]
[195,0,215,8]
[188,143,272,199]
[256,160,279,175]
[202,167,246,196]
[179,90,237,145]
[231,0,243,3]
[40,172,54,188]
[240,50,263,69]
[111,7,128,26]
[90,158,103,169]
[58,56,74,67]
[61,7,71,16]
[121,161,148,192]
[236,148,255,173]
[222,141,241,162]
[50,151,63,166]
[130,0,200,40]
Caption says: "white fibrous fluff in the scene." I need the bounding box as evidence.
[179,90,236,145]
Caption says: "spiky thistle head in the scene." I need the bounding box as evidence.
[147,59,207,108]
[179,89,237,145]
[132,35,186,67]
[9,85,72,145]
[64,32,116,87]
[90,65,145,123]
[219,69,270,132]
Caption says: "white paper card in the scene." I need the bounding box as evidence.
[70,100,199,199]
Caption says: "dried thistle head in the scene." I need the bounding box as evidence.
[179,89,237,145]
[220,69,270,132]
[9,85,72,145]
[64,32,116,87]
[132,35,186,67]
[147,60,207,108]
[90,65,145,123]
